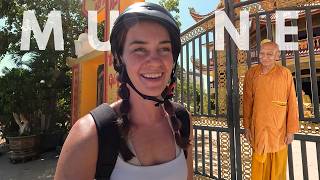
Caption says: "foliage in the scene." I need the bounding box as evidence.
[159,0,181,27]
[0,68,38,136]
[0,0,85,137]
[176,73,215,115]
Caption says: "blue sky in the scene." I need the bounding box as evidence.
[0,0,220,76]
[147,0,219,31]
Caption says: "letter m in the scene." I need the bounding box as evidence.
[21,11,64,50]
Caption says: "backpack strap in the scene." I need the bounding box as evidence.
[173,102,191,158]
[90,103,120,180]
[90,102,191,179]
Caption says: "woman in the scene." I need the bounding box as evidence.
[55,2,193,180]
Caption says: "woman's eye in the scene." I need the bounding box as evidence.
[133,48,147,54]
[159,47,171,55]
[161,47,171,52]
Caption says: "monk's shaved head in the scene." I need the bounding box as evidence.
[261,41,280,52]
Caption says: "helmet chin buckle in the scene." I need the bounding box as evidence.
[124,73,176,107]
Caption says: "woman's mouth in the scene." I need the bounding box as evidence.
[141,73,163,79]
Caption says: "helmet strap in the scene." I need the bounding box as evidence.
[120,66,175,106]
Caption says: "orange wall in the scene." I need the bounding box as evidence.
[79,54,105,118]
[120,0,144,12]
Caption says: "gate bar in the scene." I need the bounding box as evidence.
[265,12,273,41]
[217,131,222,179]
[213,30,219,116]
[199,36,204,115]
[228,0,243,179]
[201,129,205,175]
[246,49,252,68]
[291,19,304,119]
[317,142,320,177]
[194,128,199,173]
[288,144,295,180]
[280,51,287,67]
[305,8,320,118]
[192,39,197,115]
[300,141,309,180]
[224,0,237,179]
[180,45,184,105]
[206,32,211,116]
[209,130,213,177]
[186,43,191,111]
[255,13,261,64]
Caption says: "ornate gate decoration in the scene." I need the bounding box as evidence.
[176,0,320,179]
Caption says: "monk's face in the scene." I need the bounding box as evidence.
[259,43,279,68]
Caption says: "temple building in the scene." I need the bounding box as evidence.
[188,1,320,117]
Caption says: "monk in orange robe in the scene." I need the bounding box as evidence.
[243,40,299,180]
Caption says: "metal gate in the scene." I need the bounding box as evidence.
[175,0,320,179]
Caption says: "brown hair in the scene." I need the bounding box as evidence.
[116,62,190,162]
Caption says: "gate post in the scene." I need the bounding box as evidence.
[224,0,243,179]
[223,0,237,179]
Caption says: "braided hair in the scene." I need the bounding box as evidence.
[110,2,190,161]
[116,66,190,161]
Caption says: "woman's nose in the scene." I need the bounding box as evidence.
[147,51,161,61]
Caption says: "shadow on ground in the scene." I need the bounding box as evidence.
[0,149,58,180]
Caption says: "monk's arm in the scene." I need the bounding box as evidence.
[243,70,253,130]
[286,72,299,134]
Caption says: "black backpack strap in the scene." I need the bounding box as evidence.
[90,103,120,180]
[173,102,191,159]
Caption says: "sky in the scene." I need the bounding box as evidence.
[0,0,220,76]
[147,0,219,31]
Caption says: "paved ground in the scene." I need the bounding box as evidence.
[0,138,318,180]
[0,150,58,180]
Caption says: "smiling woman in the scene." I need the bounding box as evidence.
[122,21,174,97]
[55,2,193,180]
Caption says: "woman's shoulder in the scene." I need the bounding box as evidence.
[71,114,98,140]
[109,100,122,115]
[54,114,99,179]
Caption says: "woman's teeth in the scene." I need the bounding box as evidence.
[142,73,162,79]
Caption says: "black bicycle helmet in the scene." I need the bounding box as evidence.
[110,2,181,105]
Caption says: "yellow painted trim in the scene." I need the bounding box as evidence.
[67,51,105,67]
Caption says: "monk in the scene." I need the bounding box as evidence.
[243,40,299,180]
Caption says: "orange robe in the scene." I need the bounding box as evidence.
[243,64,299,155]
[251,147,287,180]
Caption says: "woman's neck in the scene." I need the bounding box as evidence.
[128,89,165,126]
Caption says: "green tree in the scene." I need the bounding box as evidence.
[159,0,181,27]
[0,0,86,134]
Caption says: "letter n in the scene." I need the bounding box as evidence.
[215,10,249,50]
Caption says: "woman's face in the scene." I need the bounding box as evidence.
[122,21,174,97]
